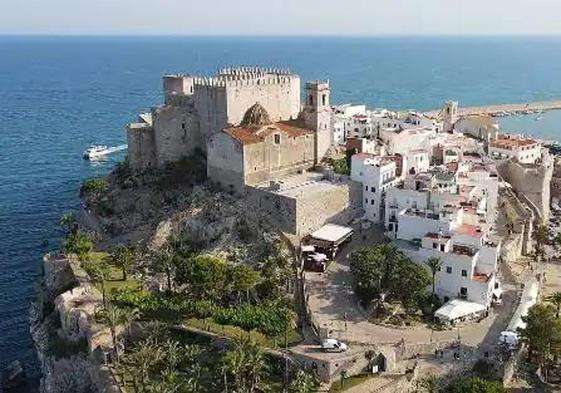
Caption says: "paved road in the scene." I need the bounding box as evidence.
[305,225,517,349]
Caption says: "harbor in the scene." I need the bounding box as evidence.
[425,99,561,118]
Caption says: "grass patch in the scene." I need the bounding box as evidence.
[329,374,375,392]
[85,252,139,293]
[184,318,301,349]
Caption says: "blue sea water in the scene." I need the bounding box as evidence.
[1,35,561,384]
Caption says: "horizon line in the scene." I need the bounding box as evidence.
[2,32,561,38]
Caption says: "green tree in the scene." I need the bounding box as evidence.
[289,370,318,393]
[518,303,561,371]
[97,305,127,362]
[446,377,506,393]
[350,244,430,310]
[231,265,261,303]
[83,258,110,308]
[80,177,109,198]
[107,245,135,281]
[63,231,93,259]
[548,292,561,318]
[426,257,442,310]
[149,246,176,292]
[534,224,549,261]
[186,254,227,300]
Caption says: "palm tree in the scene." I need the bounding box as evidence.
[426,257,442,308]
[548,292,561,318]
[98,305,126,362]
[121,307,140,342]
[223,336,266,393]
[150,246,175,292]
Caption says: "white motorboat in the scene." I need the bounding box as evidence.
[83,144,127,160]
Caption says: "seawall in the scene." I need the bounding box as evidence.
[425,100,561,117]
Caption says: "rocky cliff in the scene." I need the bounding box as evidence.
[31,253,120,393]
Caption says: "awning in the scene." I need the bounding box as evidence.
[301,245,315,253]
[434,299,486,322]
[311,224,353,244]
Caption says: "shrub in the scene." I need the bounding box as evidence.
[80,177,109,197]
[64,231,94,257]
[212,303,293,337]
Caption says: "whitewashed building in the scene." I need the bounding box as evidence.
[489,134,541,164]
[351,153,400,223]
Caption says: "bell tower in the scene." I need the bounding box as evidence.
[304,80,331,163]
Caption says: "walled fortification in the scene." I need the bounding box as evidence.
[497,151,553,222]
[128,67,301,170]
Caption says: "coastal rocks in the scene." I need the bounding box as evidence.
[42,254,80,304]
[1,360,26,391]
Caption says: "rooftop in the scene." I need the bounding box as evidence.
[490,135,538,150]
[225,119,313,145]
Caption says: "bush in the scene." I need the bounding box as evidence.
[212,303,293,337]
[331,157,349,175]
[64,231,94,257]
[80,177,109,197]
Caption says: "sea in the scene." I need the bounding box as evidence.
[1,35,561,387]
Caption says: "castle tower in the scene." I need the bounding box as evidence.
[442,100,458,132]
[304,80,332,163]
[162,75,194,105]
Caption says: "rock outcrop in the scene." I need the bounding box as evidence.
[31,253,120,393]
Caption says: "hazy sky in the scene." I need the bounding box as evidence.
[2,0,561,36]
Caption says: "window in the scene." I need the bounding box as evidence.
[433,243,438,249]
[370,199,375,205]
[274,134,281,144]
[460,287,468,296]
[365,185,368,191]
[181,122,186,130]
[461,270,468,277]
[446,266,452,274]
[309,95,314,106]
[322,94,326,106]
[365,198,368,204]
[371,186,376,193]
[440,244,445,252]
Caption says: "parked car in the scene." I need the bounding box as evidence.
[321,339,348,353]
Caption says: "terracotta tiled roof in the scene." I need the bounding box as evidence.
[224,119,313,145]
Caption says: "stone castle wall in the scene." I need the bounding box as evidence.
[153,105,201,165]
[207,132,246,192]
[497,152,553,222]
[127,123,156,170]
[295,179,363,236]
[244,132,316,186]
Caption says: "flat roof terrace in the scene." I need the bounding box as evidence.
[253,172,349,199]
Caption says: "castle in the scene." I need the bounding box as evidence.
[127,67,332,192]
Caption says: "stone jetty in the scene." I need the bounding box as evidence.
[425,99,561,118]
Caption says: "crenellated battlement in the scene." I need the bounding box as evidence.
[218,66,293,76]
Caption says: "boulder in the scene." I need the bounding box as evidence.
[1,360,26,390]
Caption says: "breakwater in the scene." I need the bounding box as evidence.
[425,100,561,118]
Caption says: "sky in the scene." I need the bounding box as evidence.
[1,0,561,36]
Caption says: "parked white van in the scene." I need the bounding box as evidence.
[321,339,348,353]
